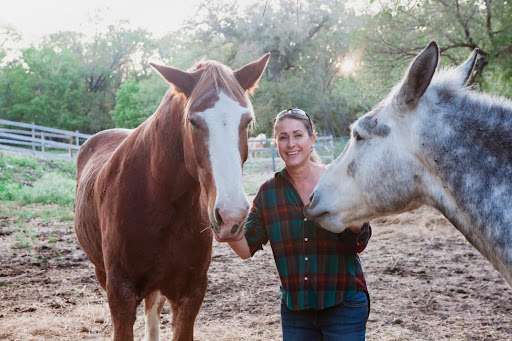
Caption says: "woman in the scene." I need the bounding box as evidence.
[226,108,371,340]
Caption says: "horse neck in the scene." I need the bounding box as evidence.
[143,92,198,191]
[418,92,512,284]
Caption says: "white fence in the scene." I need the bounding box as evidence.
[246,136,344,172]
[0,119,92,161]
[0,119,347,169]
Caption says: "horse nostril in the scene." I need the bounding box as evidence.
[230,224,239,234]
[215,208,223,226]
[309,192,318,209]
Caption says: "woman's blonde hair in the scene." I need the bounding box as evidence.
[273,108,322,164]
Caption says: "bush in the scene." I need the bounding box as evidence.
[19,172,76,206]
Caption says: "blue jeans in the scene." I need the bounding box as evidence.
[281,291,369,341]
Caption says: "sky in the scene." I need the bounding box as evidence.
[1,0,374,45]
[1,0,210,44]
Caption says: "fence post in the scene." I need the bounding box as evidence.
[70,130,79,158]
[31,122,35,153]
[271,143,276,172]
[41,131,45,153]
[329,135,334,163]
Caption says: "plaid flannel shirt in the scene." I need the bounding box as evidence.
[245,169,371,311]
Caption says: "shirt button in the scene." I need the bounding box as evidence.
[303,218,307,221]
[304,277,308,281]
[304,237,308,242]
[305,257,309,261]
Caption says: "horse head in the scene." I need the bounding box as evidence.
[151,54,270,241]
[304,42,479,232]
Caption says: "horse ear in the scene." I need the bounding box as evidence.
[456,48,479,86]
[234,53,271,93]
[150,63,201,97]
[396,41,439,111]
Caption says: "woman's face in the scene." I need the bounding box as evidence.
[274,118,315,168]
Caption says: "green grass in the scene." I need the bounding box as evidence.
[19,172,76,206]
[0,151,76,206]
[0,151,77,250]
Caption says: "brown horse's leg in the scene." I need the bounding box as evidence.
[95,267,106,290]
[168,277,207,341]
[106,278,138,341]
[143,291,166,341]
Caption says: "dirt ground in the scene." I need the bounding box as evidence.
[1,172,511,340]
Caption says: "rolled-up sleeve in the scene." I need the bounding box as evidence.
[337,221,372,255]
[244,190,268,256]
[355,221,372,253]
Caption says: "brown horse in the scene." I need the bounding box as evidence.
[74,54,270,341]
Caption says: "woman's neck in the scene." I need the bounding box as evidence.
[286,161,315,186]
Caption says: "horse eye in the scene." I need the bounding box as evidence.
[188,118,200,129]
[353,130,364,142]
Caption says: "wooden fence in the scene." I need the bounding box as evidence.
[247,136,337,172]
[0,119,342,170]
[0,119,92,161]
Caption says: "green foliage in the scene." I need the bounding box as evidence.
[359,0,512,98]
[172,0,372,136]
[18,172,76,206]
[111,74,168,128]
[0,0,511,137]
[111,80,143,128]
[0,152,75,206]
[0,21,155,133]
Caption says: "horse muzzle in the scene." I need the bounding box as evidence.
[210,203,249,241]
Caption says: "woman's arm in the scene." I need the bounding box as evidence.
[227,237,252,260]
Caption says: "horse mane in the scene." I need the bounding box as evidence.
[185,60,253,117]
[430,68,512,162]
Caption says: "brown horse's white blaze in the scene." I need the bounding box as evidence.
[196,91,252,240]
[151,56,268,242]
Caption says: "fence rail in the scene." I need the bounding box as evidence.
[246,135,348,172]
[0,119,92,161]
[0,119,348,168]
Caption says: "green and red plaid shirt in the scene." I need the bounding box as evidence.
[245,169,371,311]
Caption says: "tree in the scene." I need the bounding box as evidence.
[0,21,158,133]
[360,0,512,97]
[111,74,168,128]
[0,45,87,130]
[175,0,370,136]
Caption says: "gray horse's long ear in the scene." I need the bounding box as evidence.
[234,53,271,94]
[396,41,439,111]
[456,48,479,86]
[150,63,202,98]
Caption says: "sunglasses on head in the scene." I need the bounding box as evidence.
[275,108,312,124]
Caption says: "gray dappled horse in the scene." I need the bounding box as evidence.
[304,42,512,286]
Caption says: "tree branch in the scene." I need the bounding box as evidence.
[454,0,476,47]
[485,0,494,39]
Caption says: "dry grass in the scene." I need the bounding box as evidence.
[1,171,512,340]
